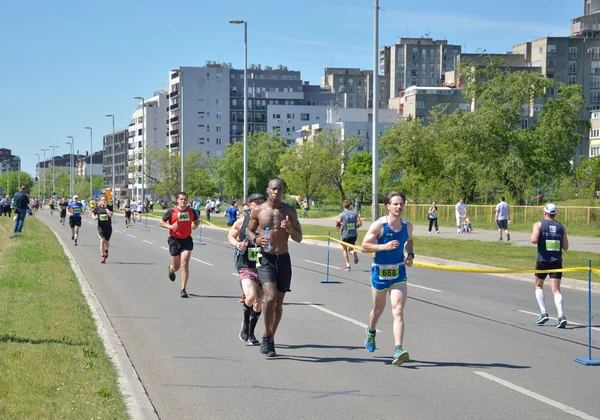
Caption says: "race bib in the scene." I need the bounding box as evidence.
[248,247,260,262]
[99,214,109,221]
[73,207,81,214]
[545,239,560,252]
[346,223,356,230]
[378,265,400,280]
[178,212,190,221]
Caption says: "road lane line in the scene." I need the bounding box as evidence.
[409,283,442,293]
[518,310,600,332]
[191,257,214,266]
[474,371,599,420]
[127,234,136,238]
[231,273,239,277]
[142,240,154,245]
[302,302,381,332]
[160,247,169,251]
[304,260,343,270]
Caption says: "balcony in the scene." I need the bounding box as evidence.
[170,129,179,136]
[170,116,179,123]
[169,90,179,98]
[169,142,180,149]
[169,103,179,111]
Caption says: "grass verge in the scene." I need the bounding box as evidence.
[0,216,128,418]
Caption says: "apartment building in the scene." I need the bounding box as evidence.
[380,38,462,99]
[268,105,329,145]
[590,111,600,156]
[128,91,168,201]
[321,68,388,109]
[76,151,103,177]
[571,0,600,38]
[394,86,470,120]
[102,128,129,198]
[0,148,21,174]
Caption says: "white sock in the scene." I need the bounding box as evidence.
[535,288,546,314]
[554,294,564,318]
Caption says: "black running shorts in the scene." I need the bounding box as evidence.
[60,210,67,218]
[257,252,292,293]
[342,236,358,246]
[496,220,508,230]
[535,261,563,280]
[97,225,112,241]
[168,236,194,257]
[69,216,82,228]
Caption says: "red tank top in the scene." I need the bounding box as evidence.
[168,207,196,239]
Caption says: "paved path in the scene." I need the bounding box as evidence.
[301,217,600,254]
[38,211,600,420]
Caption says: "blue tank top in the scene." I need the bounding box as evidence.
[373,217,408,265]
[340,210,358,238]
[537,219,564,263]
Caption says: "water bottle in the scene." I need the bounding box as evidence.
[263,227,271,253]
[237,238,248,256]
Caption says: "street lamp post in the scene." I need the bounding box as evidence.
[134,96,149,231]
[48,145,58,197]
[230,19,248,203]
[35,153,40,198]
[66,138,74,197]
[41,148,49,200]
[105,115,116,201]
[84,127,93,200]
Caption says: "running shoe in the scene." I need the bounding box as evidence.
[74,240,78,246]
[457,228,461,234]
[101,257,106,264]
[260,334,271,354]
[536,313,550,325]
[267,337,277,357]
[239,321,249,342]
[180,289,188,298]
[104,250,109,259]
[248,334,259,346]
[168,266,175,282]
[353,252,359,265]
[71,234,74,240]
[556,316,567,329]
[345,266,351,272]
[507,233,511,241]
[365,326,376,352]
[392,346,409,366]
[498,237,503,241]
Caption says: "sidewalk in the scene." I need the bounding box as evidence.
[302,217,600,254]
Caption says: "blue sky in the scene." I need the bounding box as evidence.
[0,0,579,175]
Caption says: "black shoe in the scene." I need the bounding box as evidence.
[180,289,188,298]
[507,233,511,241]
[71,234,74,240]
[168,266,175,282]
[260,334,270,354]
[239,321,249,342]
[248,334,259,345]
[266,337,277,357]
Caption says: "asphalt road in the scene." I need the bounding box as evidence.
[38,212,600,420]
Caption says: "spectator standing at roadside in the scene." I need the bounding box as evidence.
[302,200,309,218]
[205,198,212,221]
[12,186,30,235]
[455,198,467,234]
[427,201,439,234]
[495,196,511,242]
[353,196,361,217]
[225,200,239,226]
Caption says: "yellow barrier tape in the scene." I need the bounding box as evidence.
[592,268,600,276]
[304,235,373,255]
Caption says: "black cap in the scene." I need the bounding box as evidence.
[248,193,265,203]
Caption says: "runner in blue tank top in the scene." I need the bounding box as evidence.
[361,191,414,366]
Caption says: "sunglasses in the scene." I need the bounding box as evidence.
[244,209,251,213]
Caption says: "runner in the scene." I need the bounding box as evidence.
[91,196,113,263]
[59,197,68,225]
[136,200,143,221]
[160,192,200,298]
[130,201,138,222]
[361,191,414,366]
[247,179,303,357]
[228,193,266,345]
[68,195,84,246]
[49,197,56,216]
[335,199,362,271]
[88,197,96,216]
[530,203,569,328]
[123,199,132,227]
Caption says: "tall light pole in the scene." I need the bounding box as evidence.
[35,153,40,198]
[371,0,380,222]
[134,97,146,204]
[170,68,185,191]
[230,19,248,203]
[105,115,116,200]
[41,148,49,200]
[48,145,58,197]
[66,138,74,197]
[84,126,93,200]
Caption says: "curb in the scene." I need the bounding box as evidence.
[42,220,159,420]
[300,238,600,294]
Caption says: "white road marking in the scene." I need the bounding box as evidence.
[115,230,123,234]
[142,240,154,245]
[191,257,213,266]
[160,247,169,251]
[127,234,136,238]
[304,260,343,270]
[409,283,442,293]
[474,371,599,420]
[518,310,600,332]
[231,273,239,277]
[302,302,381,332]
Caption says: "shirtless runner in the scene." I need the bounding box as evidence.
[247,179,302,357]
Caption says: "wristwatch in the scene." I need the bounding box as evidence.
[406,253,415,259]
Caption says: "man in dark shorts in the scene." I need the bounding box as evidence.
[530,203,569,328]
[123,199,132,228]
[68,195,84,246]
[228,193,266,345]
[159,192,200,298]
[91,196,113,263]
[247,179,302,357]
[59,197,68,225]
[336,199,362,271]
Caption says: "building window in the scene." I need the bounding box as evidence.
[216,73,222,80]
[416,101,425,109]
[216,112,222,119]
[547,45,556,53]
[570,75,578,85]
[216,98,222,106]
[198,111,205,119]
[521,119,528,129]
[207,125,210,132]
[592,47,600,59]
[138,129,143,135]
[217,86,222,93]
[591,90,600,102]
[216,125,222,132]
[301,113,309,121]
[569,47,578,59]
[198,137,205,144]
[273,113,281,119]
[216,137,222,145]
[547,59,555,67]
[569,61,577,74]
[286,113,295,119]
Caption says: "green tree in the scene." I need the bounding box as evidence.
[575,156,600,199]
[0,171,34,197]
[184,151,217,198]
[317,131,363,202]
[344,152,372,203]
